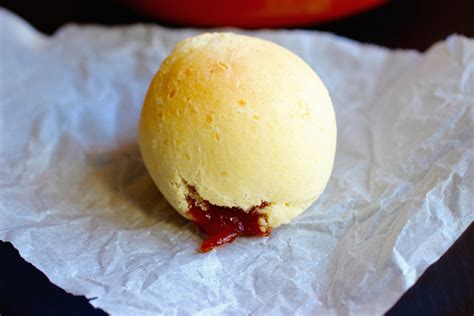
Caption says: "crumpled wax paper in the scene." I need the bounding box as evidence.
[1,8,473,315]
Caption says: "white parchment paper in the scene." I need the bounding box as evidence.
[1,8,473,315]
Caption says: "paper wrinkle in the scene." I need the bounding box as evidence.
[1,8,473,316]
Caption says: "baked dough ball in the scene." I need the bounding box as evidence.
[139,33,336,234]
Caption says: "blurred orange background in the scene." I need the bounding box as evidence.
[126,0,387,28]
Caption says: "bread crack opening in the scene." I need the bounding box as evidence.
[185,185,272,252]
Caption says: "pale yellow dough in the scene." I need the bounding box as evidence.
[139,33,337,228]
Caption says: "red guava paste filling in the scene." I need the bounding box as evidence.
[187,195,271,252]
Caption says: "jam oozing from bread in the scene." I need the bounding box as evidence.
[187,194,271,252]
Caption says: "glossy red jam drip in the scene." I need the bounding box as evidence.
[187,195,271,252]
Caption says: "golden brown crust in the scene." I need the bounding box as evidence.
[139,33,337,227]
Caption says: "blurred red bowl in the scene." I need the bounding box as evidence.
[125,0,387,28]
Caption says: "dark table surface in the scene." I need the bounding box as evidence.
[0,0,473,315]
